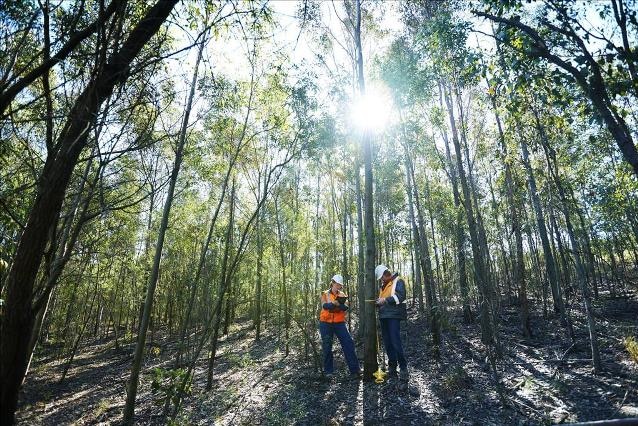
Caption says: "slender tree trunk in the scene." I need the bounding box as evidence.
[403,148,425,315]
[534,115,602,372]
[518,132,566,319]
[1,4,177,423]
[490,94,530,337]
[122,7,197,420]
[254,172,265,341]
[457,89,494,311]
[354,0,378,380]
[206,181,236,390]
[443,83,495,353]
[425,178,443,294]
[406,154,441,347]
[438,84,471,323]
[275,195,290,357]
[60,275,99,383]
[342,191,352,331]
[488,176,512,302]
[175,99,236,362]
[354,164,366,340]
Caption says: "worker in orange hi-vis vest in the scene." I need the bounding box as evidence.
[375,264,408,381]
[318,274,361,379]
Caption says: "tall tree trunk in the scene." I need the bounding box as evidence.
[443,83,496,353]
[549,200,572,300]
[402,148,425,315]
[122,6,196,420]
[24,150,99,381]
[490,94,530,338]
[342,190,352,331]
[206,181,236,390]
[354,0,378,380]
[275,195,290,357]
[406,154,441,347]
[456,89,494,307]
[488,176,512,302]
[354,164,366,340]
[175,92,239,361]
[254,172,265,340]
[438,84,471,323]
[518,132,566,320]
[1,3,177,423]
[425,178,443,294]
[534,116,602,372]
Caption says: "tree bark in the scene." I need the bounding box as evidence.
[490,93,530,338]
[443,83,495,350]
[0,3,177,423]
[354,0,378,380]
[438,83,471,323]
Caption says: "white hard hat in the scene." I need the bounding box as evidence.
[375,264,389,280]
[331,274,344,285]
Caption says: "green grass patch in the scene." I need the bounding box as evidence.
[441,365,472,397]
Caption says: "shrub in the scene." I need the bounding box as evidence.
[624,336,638,364]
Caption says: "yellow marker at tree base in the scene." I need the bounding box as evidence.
[361,298,387,383]
[373,367,387,384]
[373,323,386,383]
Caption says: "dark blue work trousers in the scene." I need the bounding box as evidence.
[380,318,407,370]
[319,321,360,374]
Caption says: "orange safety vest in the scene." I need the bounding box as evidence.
[378,276,402,304]
[319,289,347,323]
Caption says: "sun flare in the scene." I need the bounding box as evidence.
[350,84,393,133]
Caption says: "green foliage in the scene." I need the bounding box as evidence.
[225,352,254,368]
[625,336,638,364]
[441,365,472,397]
[3,3,637,423]
[150,367,191,409]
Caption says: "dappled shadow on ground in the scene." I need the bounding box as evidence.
[242,291,637,426]
[16,290,638,425]
[17,340,136,425]
[16,321,279,425]
[492,292,638,424]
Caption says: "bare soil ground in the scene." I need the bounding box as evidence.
[16,291,638,425]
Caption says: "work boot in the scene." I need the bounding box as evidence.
[388,366,398,378]
[350,370,363,380]
[399,368,409,382]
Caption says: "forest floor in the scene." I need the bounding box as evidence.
[16,290,638,425]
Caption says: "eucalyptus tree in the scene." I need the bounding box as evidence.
[0,2,178,422]
[0,0,124,116]
[415,6,500,361]
[474,0,638,177]
[123,11,212,422]
[482,53,530,337]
